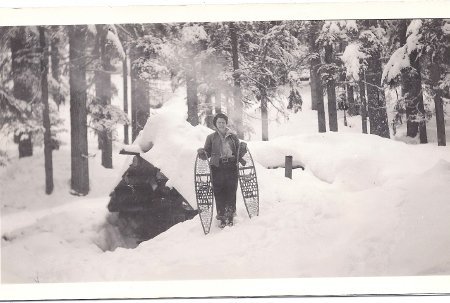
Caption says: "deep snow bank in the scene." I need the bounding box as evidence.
[2,87,450,283]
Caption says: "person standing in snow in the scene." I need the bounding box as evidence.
[197,113,246,228]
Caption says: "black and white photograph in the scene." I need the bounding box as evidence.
[0,1,450,300]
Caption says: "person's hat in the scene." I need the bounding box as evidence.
[213,113,228,127]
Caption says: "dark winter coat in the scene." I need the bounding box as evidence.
[203,129,246,167]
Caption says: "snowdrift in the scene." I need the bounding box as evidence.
[2,88,450,284]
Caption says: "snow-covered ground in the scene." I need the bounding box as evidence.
[1,83,450,298]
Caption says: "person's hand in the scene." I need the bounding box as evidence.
[240,142,247,151]
[239,142,247,157]
[197,148,207,160]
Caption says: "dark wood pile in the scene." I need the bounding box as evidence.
[107,155,197,243]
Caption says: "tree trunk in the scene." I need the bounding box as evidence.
[205,91,214,129]
[123,52,129,144]
[310,65,318,111]
[95,27,113,169]
[347,84,358,116]
[130,45,150,141]
[398,20,417,137]
[405,50,428,143]
[430,60,446,146]
[226,91,232,118]
[366,50,390,138]
[11,27,35,158]
[214,90,222,114]
[398,20,427,142]
[50,26,64,108]
[39,26,54,195]
[325,44,338,132]
[186,61,199,126]
[308,21,326,132]
[261,89,269,141]
[230,22,244,139]
[69,25,89,195]
[359,71,368,134]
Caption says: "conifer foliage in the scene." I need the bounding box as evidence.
[1,18,449,195]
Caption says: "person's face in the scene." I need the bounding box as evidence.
[216,118,227,133]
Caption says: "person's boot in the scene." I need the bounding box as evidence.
[217,213,226,228]
[226,217,234,227]
[224,207,234,227]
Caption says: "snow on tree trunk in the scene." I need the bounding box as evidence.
[359,72,368,134]
[230,22,244,139]
[430,60,446,146]
[11,27,35,158]
[130,46,150,141]
[123,52,129,145]
[185,61,199,126]
[325,44,338,132]
[308,21,326,132]
[39,26,54,195]
[398,19,427,142]
[69,25,89,195]
[366,51,390,139]
[95,26,113,169]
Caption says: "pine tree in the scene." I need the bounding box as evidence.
[39,26,54,194]
[358,71,369,134]
[92,25,125,168]
[317,21,352,132]
[398,19,427,143]
[346,83,358,116]
[10,27,40,158]
[123,50,129,144]
[235,21,305,140]
[130,41,150,140]
[1,26,65,163]
[307,21,326,132]
[360,20,390,138]
[69,25,89,195]
[49,26,66,108]
[383,19,448,145]
[204,89,214,128]
[94,25,113,168]
[341,21,379,135]
[186,59,200,126]
[229,22,244,138]
[323,44,338,131]
[419,19,448,146]
[112,24,149,143]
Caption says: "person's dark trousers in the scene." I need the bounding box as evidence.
[211,162,238,220]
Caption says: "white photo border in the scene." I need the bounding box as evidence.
[1,1,450,300]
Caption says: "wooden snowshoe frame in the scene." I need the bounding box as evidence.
[194,151,214,235]
[238,145,260,218]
